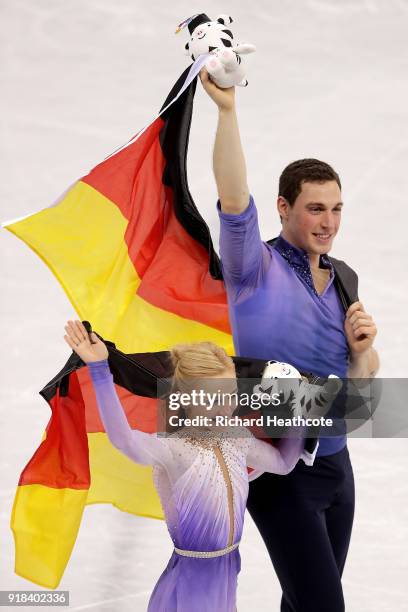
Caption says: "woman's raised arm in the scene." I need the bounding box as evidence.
[88,360,172,467]
[63,319,171,467]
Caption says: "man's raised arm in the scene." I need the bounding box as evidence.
[200,69,250,214]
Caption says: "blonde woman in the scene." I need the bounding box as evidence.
[64,319,310,612]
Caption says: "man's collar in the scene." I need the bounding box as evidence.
[274,234,332,270]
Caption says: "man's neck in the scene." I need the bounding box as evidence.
[308,253,320,269]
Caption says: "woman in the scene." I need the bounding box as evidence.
[63,319,309,611]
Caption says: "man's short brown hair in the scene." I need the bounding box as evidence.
[278,158,341,206]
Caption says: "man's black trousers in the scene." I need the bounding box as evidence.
[247,445,355,612]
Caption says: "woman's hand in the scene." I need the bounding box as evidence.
[63,320,108,363]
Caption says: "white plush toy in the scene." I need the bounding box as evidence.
[258,360,342,418]
[176,13,256,88]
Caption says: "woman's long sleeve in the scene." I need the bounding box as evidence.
[87,359,171,467]
[246,428,311,476]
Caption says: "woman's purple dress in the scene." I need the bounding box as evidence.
[88,359,310,611]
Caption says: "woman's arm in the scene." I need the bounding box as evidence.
[246,428,307,476]
[88,359,172,467]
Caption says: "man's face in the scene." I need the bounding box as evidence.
[278,180,343,256]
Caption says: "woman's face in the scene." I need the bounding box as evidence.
[184,367,238,421]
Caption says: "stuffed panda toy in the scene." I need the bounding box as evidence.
[176,13,256,88]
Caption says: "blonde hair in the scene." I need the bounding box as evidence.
[170,341,234,385]
[158,342,235,434]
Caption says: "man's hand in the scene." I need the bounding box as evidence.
[344,301,377,354]
[345,302,379,378]
[64,319,109,363]
[199,68,235,112]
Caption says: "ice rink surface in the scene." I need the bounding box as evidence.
[1,0,408,610]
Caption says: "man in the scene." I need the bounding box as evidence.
[200,68,379,612]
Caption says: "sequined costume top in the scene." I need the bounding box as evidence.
[87,358,308,553]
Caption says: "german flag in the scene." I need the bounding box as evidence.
[3,57,234,589]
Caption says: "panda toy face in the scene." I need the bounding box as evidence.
[185,16,234,61]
